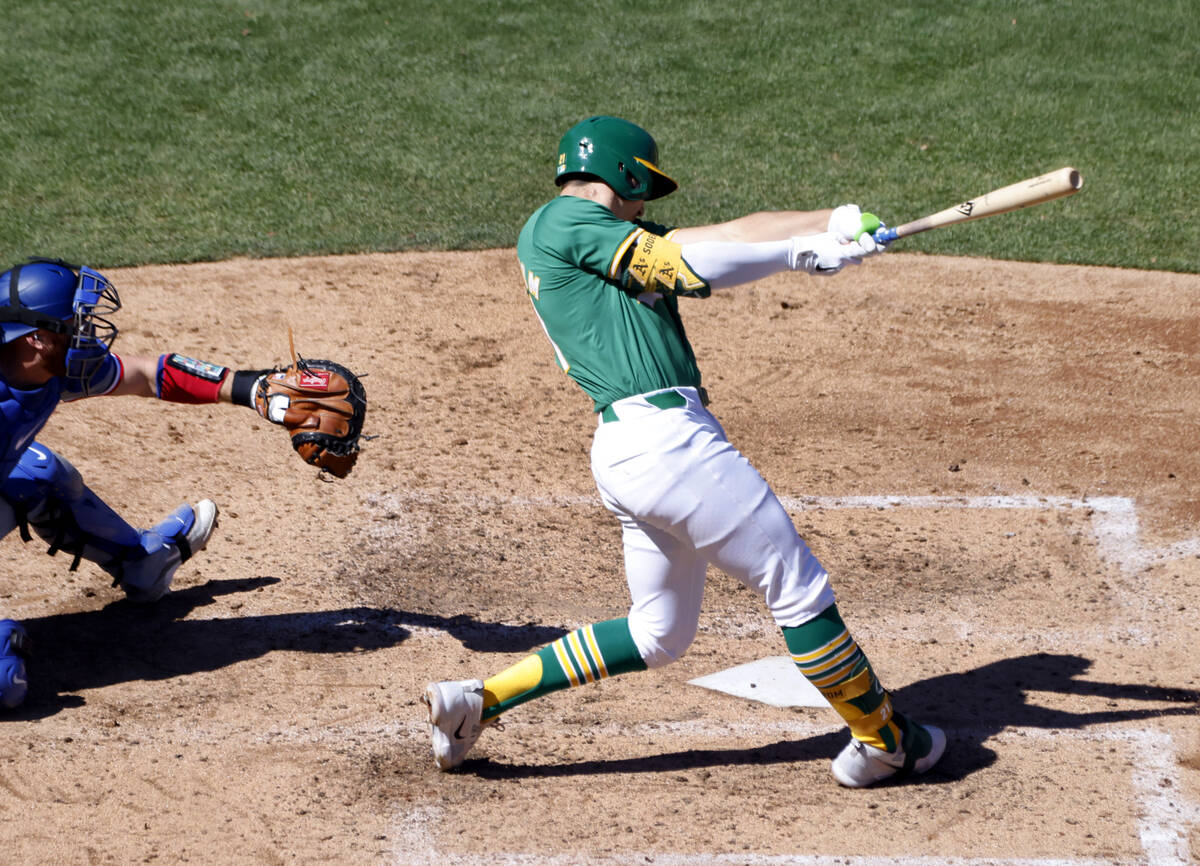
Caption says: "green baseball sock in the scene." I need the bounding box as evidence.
[782,604,903,751]
[481,618,647,721]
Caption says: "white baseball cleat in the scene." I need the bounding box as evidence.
[423,679,486,770]
[178,498,219,562]
[831,720,946,788]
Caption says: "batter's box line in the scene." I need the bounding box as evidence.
[365,490,1199,576]
[775,494,1200,575]
[153,716,1191,865]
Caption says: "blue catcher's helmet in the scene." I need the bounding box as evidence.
[0,258,122,386]
[0,259,78,343]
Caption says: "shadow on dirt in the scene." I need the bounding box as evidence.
[4,577,566,720]
[465,652,1200,782]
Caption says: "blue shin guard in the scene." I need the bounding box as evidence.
[0,619,30,709]
[2,445,216,601]
[2,444,141,570]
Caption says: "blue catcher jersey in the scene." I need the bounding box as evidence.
[0,353,122,477]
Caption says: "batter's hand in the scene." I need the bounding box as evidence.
[828,205,889,255]
[790,231,870,276]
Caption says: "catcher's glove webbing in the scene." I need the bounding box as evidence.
[254,357,367,478]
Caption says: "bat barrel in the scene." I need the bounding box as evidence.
[876,166,1082,244]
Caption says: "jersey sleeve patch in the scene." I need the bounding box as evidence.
[620,231,710,298]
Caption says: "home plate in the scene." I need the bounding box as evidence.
[688,656,830,708]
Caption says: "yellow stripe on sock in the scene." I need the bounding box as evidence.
[794,641,862,679]
[552,639,582,686]
[790,629,852,665]
[567,631,596,683]
[582,625,609,679]
[807,656,864,689]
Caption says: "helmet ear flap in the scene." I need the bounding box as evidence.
[615,159,650,199]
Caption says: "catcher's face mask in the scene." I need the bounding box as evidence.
[0,258,122,385]
[66,264,122,388]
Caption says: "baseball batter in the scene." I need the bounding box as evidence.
[0,257,342,711]
[424,117,945,787]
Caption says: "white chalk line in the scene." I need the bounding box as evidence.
[79,713,1194,865]
[385,730,1196,866]
[372,490,1194,649]
[364,491,1200,575]
[775,494,1199,575]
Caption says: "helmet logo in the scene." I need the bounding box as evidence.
[578,137,594,157]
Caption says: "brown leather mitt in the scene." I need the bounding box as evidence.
[254,358,367,478]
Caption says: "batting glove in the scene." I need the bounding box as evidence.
[828,204,889,255]
[789,231,869,276]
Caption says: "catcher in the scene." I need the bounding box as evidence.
[0,257,366,710]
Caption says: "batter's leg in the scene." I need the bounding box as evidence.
[642,414,944,784]
[478,512,705,720]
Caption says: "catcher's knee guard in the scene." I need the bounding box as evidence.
[2,444,142,571]
[0,619,31,710]
[1,446,218,601]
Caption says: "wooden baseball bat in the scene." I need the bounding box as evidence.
[874,167,1083,244]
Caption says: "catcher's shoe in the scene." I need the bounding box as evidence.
[831,717,946,788]
[160,499,219,563]
[423,679,486,770]
[121,500,219,603]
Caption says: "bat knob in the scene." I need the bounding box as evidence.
[874,225,899,244]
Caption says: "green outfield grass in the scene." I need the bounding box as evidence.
[1,0,1196,271]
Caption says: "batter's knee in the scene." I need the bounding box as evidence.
[627,611,698,669]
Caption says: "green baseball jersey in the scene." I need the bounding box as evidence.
[516,195,709,412]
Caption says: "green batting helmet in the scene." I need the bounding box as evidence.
[555,116,678,201]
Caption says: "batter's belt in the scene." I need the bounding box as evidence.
[599,386,710,423]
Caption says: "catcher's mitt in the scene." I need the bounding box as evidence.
[255,358,367,478]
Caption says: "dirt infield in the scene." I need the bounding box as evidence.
[1,250,1197,864]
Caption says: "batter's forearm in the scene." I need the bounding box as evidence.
[680,240,795,290]
[682,229,876,289]
[673,209,833,244]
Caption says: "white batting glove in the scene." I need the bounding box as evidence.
[828,204,889,256]
[828,204,864,240]
[789,231,869,276]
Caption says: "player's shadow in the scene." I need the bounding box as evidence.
[394,611,566,653]
[465,652,1200,782]
[4,577,564,720]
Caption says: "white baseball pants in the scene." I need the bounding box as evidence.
[590,387,835,668]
